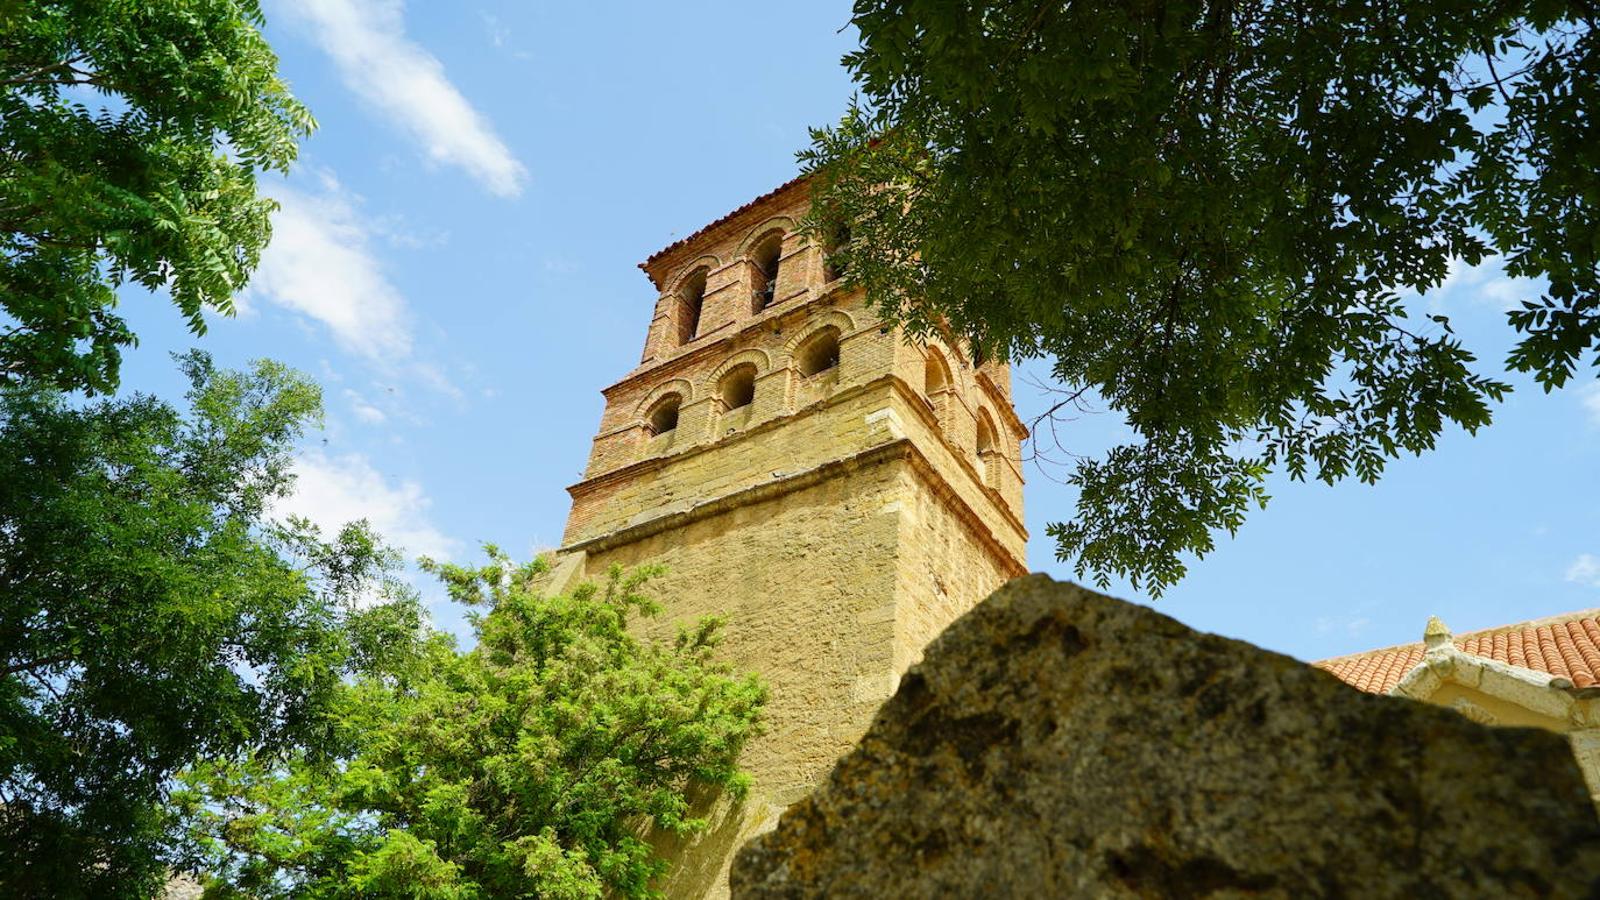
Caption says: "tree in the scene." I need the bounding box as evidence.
[804,2,1597,594]
[0,352,424,897]
[176,553,767,899]
[0,0,313,394]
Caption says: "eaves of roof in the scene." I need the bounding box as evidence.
[1315,608,1600,694]
[638,175,809,289]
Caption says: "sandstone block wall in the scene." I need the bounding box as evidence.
[555,178,1029,897]
[563,444,1023,898]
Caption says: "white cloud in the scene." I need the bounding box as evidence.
[482,11,509,48]
[250,179,412,359]
[275,449,458,561]
[480,11,533,61]
[374,215,449,251]
[1578,382,1600,427]
[1315,615,1372,637]
[1418,255,1539,314]
[343,388,388,424]
[1567,554,1600,588]
[1475,274,1528,311]
[280,0,527,196]
[412,361,464,401]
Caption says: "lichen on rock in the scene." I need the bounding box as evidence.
[733,575,1600,898]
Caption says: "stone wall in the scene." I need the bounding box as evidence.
[561,443,1022,897]
[734,575,1600,898]
[555,178,1031,897]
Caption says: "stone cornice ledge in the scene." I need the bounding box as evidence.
[570,374,1028,543]
[562,438,1028,578]
[1392,630,1600,729]
[571,376,896,494]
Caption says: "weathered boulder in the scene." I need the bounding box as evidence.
[733,575,1600,898]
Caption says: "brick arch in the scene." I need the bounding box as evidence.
[974,405,1002,487]
[975,406,999,449]
[735,216,802,259]
[780,311,858,363]
[664,254,722,296]
[704,348,773,388]
[634,377,694,419]
[923,345,954,395]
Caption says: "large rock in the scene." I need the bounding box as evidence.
[733,575,1600,898]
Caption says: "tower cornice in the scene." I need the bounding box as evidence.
[567,373,1029,548]
[638,177,810,289]
[561,435,1027,580]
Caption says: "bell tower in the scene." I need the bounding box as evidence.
[551,178,1028,897]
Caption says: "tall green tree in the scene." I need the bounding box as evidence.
[805,1,1598,594]
[176,553,766,899]
[0,352,424,898]
[0,0,313,394]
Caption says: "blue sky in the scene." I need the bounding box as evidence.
[112,0,1600,662]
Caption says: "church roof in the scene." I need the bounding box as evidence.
[1315,609,1600,694]
[638,176,808,287]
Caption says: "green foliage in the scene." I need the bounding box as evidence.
[0,0,314,394]
[177,551,767,899]
[804,1,1598,595]
[0,351,424,898]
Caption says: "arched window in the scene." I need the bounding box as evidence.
[924,349,951,395]
[677,269,707,345]
[719,364,756,410]
[797,328,841,377]
[822,222,851,283]
[976,411,999,487]
[751,233,783,311]
[647,394,681,435]
[976,416,996,455]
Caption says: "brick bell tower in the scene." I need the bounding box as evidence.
[549,178,1028,897]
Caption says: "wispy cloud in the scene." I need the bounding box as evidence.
[482,11,509,49]
[481,11,533,60]
[280,0,527,196]
[1567,553,1600,588]
[343,388,388,424]
[1316,615,1373,637]
[1578,382,1600,427]
[249,175,412,359]
[1418,255,1539,315]
[275,448,458,561]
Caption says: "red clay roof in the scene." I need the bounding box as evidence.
[639,175,808,282]
[1315,609,1600,694]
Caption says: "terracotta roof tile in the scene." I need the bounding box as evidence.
[638,176,808,284]
[1314,609,1600,694]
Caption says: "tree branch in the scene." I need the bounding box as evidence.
[1,56,86,88]
[2,653,75,678]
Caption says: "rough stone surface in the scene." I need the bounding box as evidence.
[733,575,1600,899]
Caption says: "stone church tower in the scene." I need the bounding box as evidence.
[550,178,1028,897]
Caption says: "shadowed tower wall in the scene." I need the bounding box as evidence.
[549,179,1028,897]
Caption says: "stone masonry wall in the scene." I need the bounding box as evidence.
[891,463,1020,675]
[556,178,1029,897]
[574,462,903,899]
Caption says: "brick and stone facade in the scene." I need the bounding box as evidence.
[548,178,1028,897]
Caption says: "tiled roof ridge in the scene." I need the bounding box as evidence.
[638,175,810,279]
[1315,606,1600,666]
[1456,606,1600,638]
[1315,607,1600,694]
